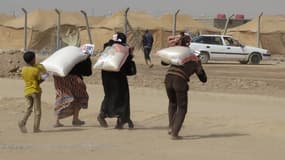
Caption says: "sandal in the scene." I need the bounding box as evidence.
[72,120,85,126]
[171,135,183,140]
[128,120,134,129]
[168,128,172,135]
[53,123,64,128]
[114,118,124,129]
[18,122,27,133]
[97,115,108,128]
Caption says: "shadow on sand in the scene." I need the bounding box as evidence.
[182,133,249,140]
[43,128,87,133]
[130,125,249,141]
[128,125,168,131]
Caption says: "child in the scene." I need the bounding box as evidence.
[18,51,46,133]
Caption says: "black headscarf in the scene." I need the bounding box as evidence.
[112,32,127,44]
[103,32,127,49]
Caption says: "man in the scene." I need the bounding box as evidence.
[163,34,207,140]
[142,30,154,68]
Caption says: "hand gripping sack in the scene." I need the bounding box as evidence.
[41,46,89,77]
[156,46,196,65]
[93,43,129,72]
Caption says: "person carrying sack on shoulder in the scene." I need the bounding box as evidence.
[97,32,135,129]
[163,33,207,140]
[53,55,92,128]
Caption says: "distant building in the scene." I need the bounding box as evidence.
[195,14,250,29]
[213,19,250,29]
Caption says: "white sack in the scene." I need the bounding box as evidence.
[156,46,196,65]
[93,44,129,72]
[41,46,88,77]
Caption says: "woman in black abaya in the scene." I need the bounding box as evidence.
[97,32,134,129]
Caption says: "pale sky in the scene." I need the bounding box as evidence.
[0,0,284,18]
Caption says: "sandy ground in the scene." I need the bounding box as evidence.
[0,52,285,160]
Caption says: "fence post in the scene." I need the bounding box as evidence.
[21,8,27,51]
[80,10,93,44]
[54,9,61,50]
[257,12,263,47]
[173,9,180,36]
[124,7,130,34]
[223,14,234,35]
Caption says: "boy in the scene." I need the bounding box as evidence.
[18,51,46,133]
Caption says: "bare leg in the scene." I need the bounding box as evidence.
[97,113,108,127]
[33,93,42,133]
[115,118,123,129]
[73,106,80,122]
[145,59,149,65]
[18,95,33,133]
[128,119,134,129]
[72,106,85,126]
[147,60,153,68]
[54,117,64,128]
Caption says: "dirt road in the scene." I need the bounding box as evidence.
[0,52,285,160]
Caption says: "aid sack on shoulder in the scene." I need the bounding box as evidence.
[93,43,129,72]
[41,46,89,77]
[156,46,196,65]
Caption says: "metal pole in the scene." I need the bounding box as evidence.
[257,12,263,47]
[124,7,130,34]
[54,9,61,50]
[173,9,180,36]
[223,14,234,35]
[21,8,27,51]
[80,10,93,44]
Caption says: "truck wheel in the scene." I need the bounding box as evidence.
[249,53,261,64]
[199,53,209,64]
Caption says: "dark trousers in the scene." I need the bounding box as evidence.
[165,75,189,136]
[143,47,152,60]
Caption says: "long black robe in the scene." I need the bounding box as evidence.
[99,40,133,123]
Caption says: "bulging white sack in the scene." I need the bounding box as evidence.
[156,46,196,65]
[93,43,129,72]
[41,46,89,77]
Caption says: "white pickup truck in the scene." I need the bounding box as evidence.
[190,35,271,64]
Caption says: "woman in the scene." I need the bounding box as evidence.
[97,32,134,129]
[163,34,207,139]
[53,56,92,127]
